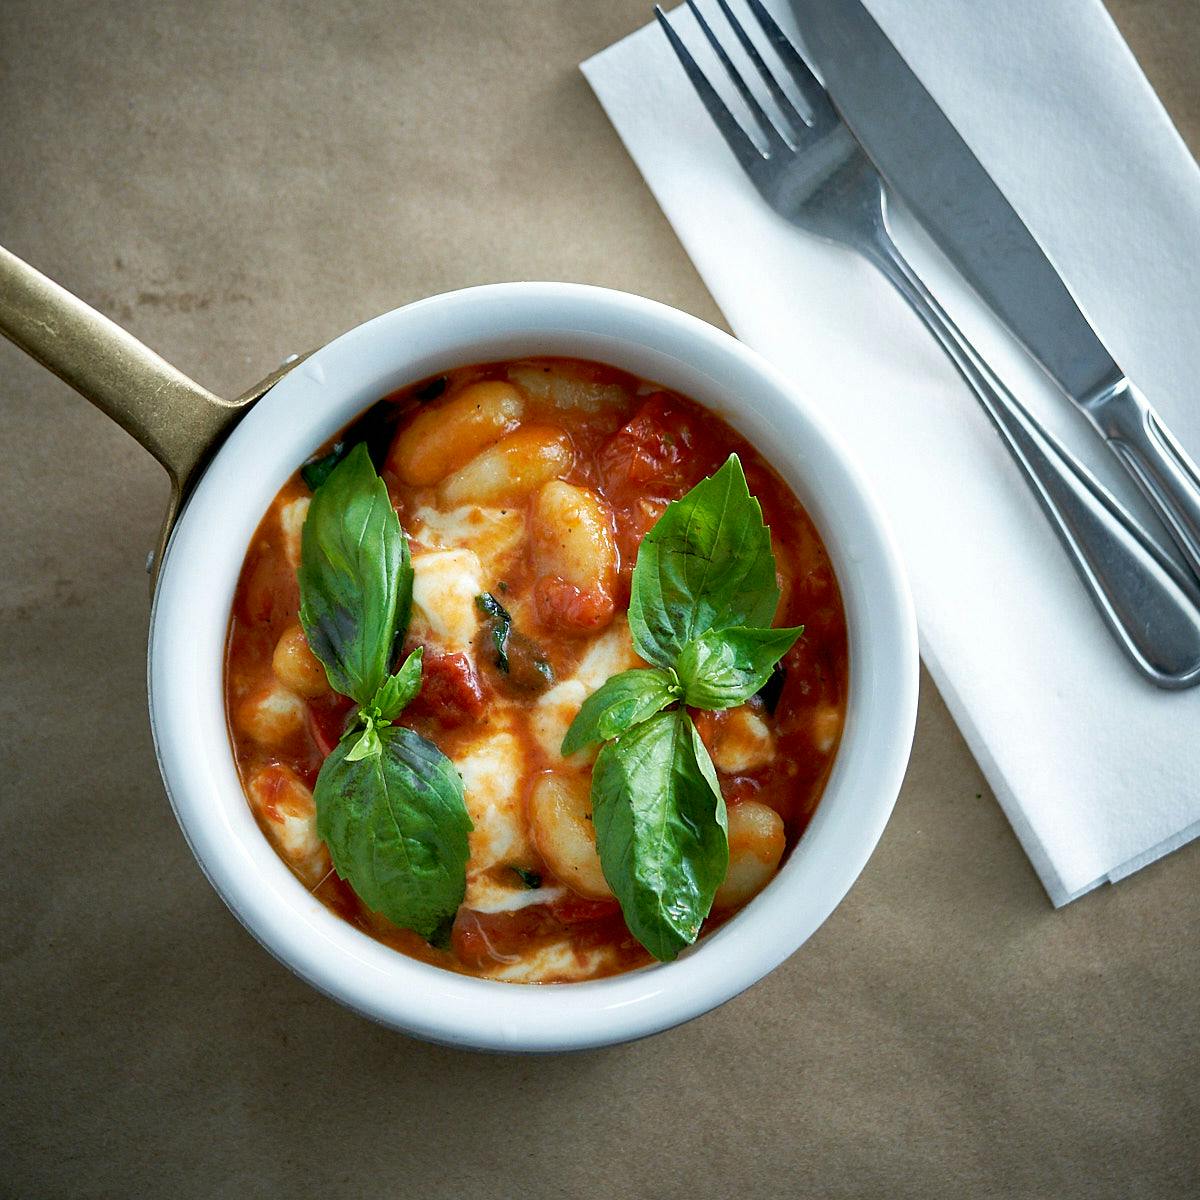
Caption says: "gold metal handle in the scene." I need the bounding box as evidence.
[0,244,312,591]
[0,244,249,489]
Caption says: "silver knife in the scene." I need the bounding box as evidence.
[789,0,1200,583]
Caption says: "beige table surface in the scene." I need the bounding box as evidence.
[2,2,1197,1196]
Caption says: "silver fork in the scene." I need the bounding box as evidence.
[656,0,1200,689]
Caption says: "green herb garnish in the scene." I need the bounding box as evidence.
[301,449,346,493]
[561,667,680,756]
[591,709,728,961]
[563,455,802,962]
[511,866,542,890]
[299,401,400,492]
[476,592,555,693]
[298,443,412,705]
[317,724,471,938]
[476,591,513,672]
[298,444,472,941]
[626,453,784,668]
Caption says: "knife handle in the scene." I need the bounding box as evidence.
[1082,374,1200,586]
[866,231,1200,689]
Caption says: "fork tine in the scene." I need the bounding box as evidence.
[654,6,764,169]
[742,0,836,124]
[712,0,805,137]
[683,0,788,151]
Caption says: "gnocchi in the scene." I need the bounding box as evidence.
[810,704,843,755]
[532,480,617,631]
[247,765,331,886]
[713,800,786,909]
[708,706,776,774]
[527,772,613,901]
[271,622,328,697]
[235,679,309,747]
[387,380,523,486]
[438,426,574,508]
[508,362,626,413]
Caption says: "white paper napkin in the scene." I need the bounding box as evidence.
[582,0,1200,905]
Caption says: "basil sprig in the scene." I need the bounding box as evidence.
[297,444,472,941]
[563,455,803,962]
[316,724,471,941]
[299,400,401,492]
[298,443,413,706]
[561,667,681,756]
[591,709,728,961]
[627,453,783,668]
[675,626,802,711]
[476,591,513,672]
[343,647,424,763]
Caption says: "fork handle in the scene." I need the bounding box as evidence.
[1082,371,1200,586]
[865,229,1200,689]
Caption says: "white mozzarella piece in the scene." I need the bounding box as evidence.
[810,703,843,754]
[236,681,308,747]
[573,616,644,690]
[410,504,526,582]
[529,618,643,766]
[532,680,590,765]
[480,940,619,983]
[711,706,776,774]
[464,878,567,913]
[453,725,531,870]
[279,496,310,569]
[273,808,321,868]
[410,548,483,655]
[246,767,330,886]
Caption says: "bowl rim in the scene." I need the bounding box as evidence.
[148,281,918,1052]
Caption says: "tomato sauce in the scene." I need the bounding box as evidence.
[224,357,849,982]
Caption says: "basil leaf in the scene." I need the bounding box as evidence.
[592,709,728,962]
[370,647,424,722]
[300,400,402,492]
[344,650,425,761]
[476,593,554,693]
[511,866,542,890]
[298,444,412,706]
[476,592,512,672]
[315,723,472,940]
[561,667,680,756]
[345,718,384,763]
[677,625,804,711]
[756,661,787,715]
[627,455,781,668]
[300,450,345,493]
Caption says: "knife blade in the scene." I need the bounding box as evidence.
[789,0,1200,580]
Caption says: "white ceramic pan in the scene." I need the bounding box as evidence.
[0,245,918,1051]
